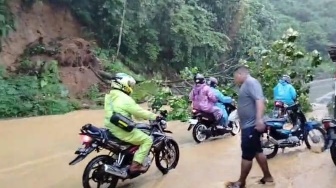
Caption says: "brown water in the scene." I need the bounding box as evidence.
[0,109,335,188]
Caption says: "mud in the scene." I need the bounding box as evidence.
[0,105,335,188]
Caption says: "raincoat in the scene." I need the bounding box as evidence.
[210,87,233,126]
[273,80,297,106]
[189,83,222,121]
[104,89,157,164]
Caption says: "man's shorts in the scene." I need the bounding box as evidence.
[241,126,263,161]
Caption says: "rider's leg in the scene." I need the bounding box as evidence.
[212,107,224,129]
[222,109,229,127]
[109,126,153,172]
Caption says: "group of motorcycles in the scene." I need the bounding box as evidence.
[66,99,240,188]
[262,100,336,164]
[262,101,325,159]
[66,97,336,188]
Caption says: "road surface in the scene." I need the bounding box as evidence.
[0,107,335,188]
[0,78,335,188]
[309,78,334,103]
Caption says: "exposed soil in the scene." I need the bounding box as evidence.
[0,0,104,98]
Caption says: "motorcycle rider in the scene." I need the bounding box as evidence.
[208,77,233,128]
[189,73,224,129]
[104,73,160,173]
[273,75,297,106]
[273,75,299,129]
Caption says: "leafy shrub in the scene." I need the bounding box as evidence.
[0,61,79,118]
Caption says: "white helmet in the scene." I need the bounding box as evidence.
[111,73,136,95]
[208,77,218,87]
[282,75,291,84]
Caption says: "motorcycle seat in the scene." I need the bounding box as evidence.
[135,123,150,130]
[102,129,132,145]
[264,118,287,123]
[322,118,336,124]
[82,124,131,145]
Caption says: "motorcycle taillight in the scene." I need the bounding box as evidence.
[80,135,92,145]
[274,101,284,107]
[323,122,331,130]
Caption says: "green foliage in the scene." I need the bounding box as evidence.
[245,28,323,112]
[86,84,100,100]
[265,0,336,55]
[24,43,59,56]
[0,0,15,51]
[148,87,190,122]
[0,61,80,118]
[131,81,160,103]
[1,0,333,120]
[44,0,233,73]
[167,95,190,122]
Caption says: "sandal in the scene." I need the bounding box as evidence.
[225,181,246,188]
[258,177,275,185]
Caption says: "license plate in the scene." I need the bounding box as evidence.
[188,119,198,124]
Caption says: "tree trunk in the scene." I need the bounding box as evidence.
[113,0,127,62]
[220,0,246,63]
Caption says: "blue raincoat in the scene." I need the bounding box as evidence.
[273,80,297,106]
[210,87,232,126]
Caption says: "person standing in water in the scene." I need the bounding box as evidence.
[226,66,274,188]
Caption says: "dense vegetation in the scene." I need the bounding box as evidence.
[0,0,333,119]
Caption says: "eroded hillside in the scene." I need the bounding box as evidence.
[0,1,105,97]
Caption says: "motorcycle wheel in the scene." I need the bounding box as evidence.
[304,127,326,149]
[155,138,180,175]
[261,134,279,159]
[230,120,241,136]
[82,155,119,188]
[192,123,208,143]
[330,141,336,166]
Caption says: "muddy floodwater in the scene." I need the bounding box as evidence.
[0,109,335,188]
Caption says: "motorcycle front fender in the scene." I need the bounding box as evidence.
[228,109,239,122]
[304,121,322,131]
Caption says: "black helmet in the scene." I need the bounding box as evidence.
[194,73,205,84]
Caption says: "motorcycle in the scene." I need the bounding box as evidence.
[262,103,325,159]
[187,102,240,143]
[68,110,179,188]
[321,118,336,166]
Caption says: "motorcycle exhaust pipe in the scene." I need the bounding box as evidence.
[267,136,279,145]
[104,164,128,178]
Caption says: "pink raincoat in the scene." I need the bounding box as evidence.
[189,83,223,120]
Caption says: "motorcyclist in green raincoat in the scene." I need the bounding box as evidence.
[104,73,160,173]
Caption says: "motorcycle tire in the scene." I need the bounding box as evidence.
[230,121,241,136]
[82,155,118,188]
[155,138,180,175]
[261,134,279,159]
[304,126,326,149]
[330,141,336,166]
[265,144,279,159]
[192,123,208,143]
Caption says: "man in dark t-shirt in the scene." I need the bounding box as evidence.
[226,66,274,188]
